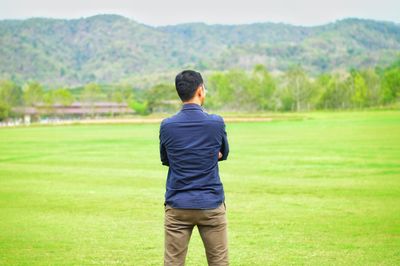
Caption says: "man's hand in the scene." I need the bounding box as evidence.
[218,151,223,159]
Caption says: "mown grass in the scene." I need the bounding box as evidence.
[0,110,399,265]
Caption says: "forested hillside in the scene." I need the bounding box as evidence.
[1,15,399,86]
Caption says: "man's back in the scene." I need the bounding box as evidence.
[162,70,229,265]
[159,103,229,209]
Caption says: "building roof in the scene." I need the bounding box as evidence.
[12,102,135,115]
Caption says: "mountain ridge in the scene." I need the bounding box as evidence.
[1,14,399,86]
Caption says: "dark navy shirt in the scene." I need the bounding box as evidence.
[159,103,229,209]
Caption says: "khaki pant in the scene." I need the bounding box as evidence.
[164,202,229,266]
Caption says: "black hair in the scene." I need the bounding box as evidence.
[175,70,203,101]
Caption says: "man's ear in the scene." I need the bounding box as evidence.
[196,86,203,97]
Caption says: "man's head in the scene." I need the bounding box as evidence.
[175,70,206,106]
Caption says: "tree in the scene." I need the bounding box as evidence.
[315,74,348,110]
[380,67,400,105]
[23,81,44,106]
[82,83,102,117]
[0,80,22,120]
[110,83,134,103]
[129,100,149,115]
[248,64,276,111]
[82,83,102,102]
[360,69,381,107]
[43,88,75,117]
[111,90,124,104]
[0,80,22,107]
[351,72,369,108]
[207,71,236,110]
[145,83,178,113]
[0,102,9,121]
[283,65,314,111]
[52,88,74,106]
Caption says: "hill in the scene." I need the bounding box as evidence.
[0,15,399,86]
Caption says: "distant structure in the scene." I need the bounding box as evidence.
[13,102,135,123]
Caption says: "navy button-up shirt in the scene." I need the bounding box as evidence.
[159,103,229,209]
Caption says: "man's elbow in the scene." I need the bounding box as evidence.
[218,152,229,161]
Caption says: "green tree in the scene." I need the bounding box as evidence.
[52,88,74,106]
[0,80,22,120]
[350,72,369,108]
[0,80,22,107]
[315,74,350,110]
[145,83,178,113]
[111,90,124,104]
[360,69,381,107]
[380,67,400,104]
[0,102,9,121]
[278,88,296,111]
[283,65,314,111]
[82,83,102,117]
[23,81,44,106]
[129,100,149,115]
[82,83,102,103]
[43,88,75,117]
[110,83,134,103]
[248,64,276,111]
[207,72,230,110]
[226,69,253,111]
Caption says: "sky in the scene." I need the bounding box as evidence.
[0,0,399,26]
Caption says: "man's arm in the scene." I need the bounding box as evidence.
[218,121,229,161]
[159,126,169,167]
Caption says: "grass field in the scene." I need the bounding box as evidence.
[0,110,399,265]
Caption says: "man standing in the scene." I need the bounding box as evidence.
[159,70,230,265]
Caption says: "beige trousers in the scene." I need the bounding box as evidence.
[164,202,229,266]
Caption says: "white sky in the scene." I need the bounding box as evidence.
[0,0,399,26]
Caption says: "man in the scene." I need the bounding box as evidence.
[159,70,230,266]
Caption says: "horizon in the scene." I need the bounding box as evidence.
[0,0,399,27]
[0,13,399,28]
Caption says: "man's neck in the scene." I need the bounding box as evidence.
[182,100,202,106]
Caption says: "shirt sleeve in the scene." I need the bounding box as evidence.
[218,120,229,161]
[159,125,170,167]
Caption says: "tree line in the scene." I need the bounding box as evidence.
[0,60,399,121]
[205,62,399,112]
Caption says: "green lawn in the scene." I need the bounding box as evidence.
[0,110,399,265]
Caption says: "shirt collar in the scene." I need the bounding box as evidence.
[181,103,204,112]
